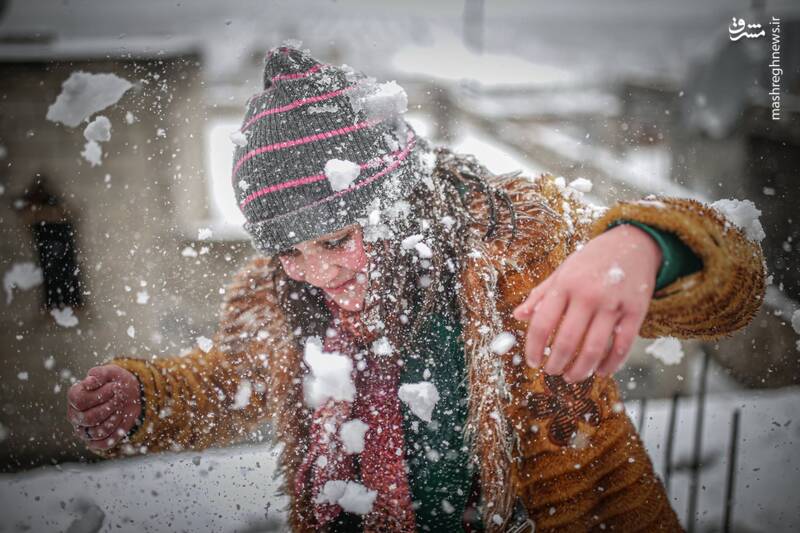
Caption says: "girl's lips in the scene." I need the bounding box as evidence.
[324,277,356,294]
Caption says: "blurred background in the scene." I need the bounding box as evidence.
[0,0,798,531]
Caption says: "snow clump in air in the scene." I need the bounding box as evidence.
[229,130,248,147]
[490,332,517,355]
[398,381,440,422]
[46,71,132,128]
[710,198,765,242]
[791,310,800,352]
[82,115,112,167]
[196,336,213,353]
[302,337,356,409]
[81,140,103,167]
[231,380,252,410]
[325,159,361,192]
[4,262,43,304]
[83,115,111,142]
[50,306,79,328]
[315,480,377,515]
[339,419,369,454]
[645,337,684,366]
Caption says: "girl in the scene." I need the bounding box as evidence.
[67,46,765,532]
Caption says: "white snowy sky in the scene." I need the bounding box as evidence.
[2,0,799,83]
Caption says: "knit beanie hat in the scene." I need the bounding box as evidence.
[232,44,434,256]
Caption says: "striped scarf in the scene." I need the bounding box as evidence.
[293,299,417,532]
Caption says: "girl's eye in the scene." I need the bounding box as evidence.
[323,232,352,250]
[278,248,300,259]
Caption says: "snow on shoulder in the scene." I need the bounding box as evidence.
[302,336,356,409]
[710,198,765,242]
[46,71,132,128]
[398,381,440,422]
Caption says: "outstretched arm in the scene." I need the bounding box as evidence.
[85,256,284,458]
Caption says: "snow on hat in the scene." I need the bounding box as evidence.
[233,44,433,256]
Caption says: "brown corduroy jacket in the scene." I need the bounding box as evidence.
[95,170,766,532]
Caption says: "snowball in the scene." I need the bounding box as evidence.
[196,336,213,353]
[347,79,408,124]
[46,71,132,128]
[606,264,625,285]
[568,177,593,193]
[51,306,79,328]
[645,337,684,366]
[401,234,424,250]
[489,332,517,355]
[315,480,377,515]
[136,290,149,305]
[414,242,433,259]
[302,337,356,409]
[83,116,111,143]
[4,262,43,303]
[127,325,136,338]
[229,130,249,147]
[325,159,361,192]
[181,246,198,258]
[441,499,455,514]
[231,380,252,410]
[371,336,393,356]
[792,310,800,335]
[81,140,103,167]
[197,227,213,240]
[710,198,765,242]
[398,381,440,422]
[339,419,369,454]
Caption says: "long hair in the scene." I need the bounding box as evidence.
[270,146,519,351]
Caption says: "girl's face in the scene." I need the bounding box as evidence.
[277,224,369,312]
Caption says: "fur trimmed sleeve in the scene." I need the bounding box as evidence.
[90,256,283,458]
[515,173,767,340]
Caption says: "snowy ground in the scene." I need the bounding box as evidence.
[0,387,797,532]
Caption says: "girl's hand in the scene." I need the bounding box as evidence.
[67,365,141,451]
[512,224,662,383]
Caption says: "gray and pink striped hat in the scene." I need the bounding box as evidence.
[233,45,432,256]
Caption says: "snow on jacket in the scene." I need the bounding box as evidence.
[94,166,766,532]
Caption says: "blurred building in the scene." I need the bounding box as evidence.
[0,41,263,470]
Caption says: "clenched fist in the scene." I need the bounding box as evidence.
[67,365,142,451]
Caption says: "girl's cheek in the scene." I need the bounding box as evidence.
[279,257,305,281]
